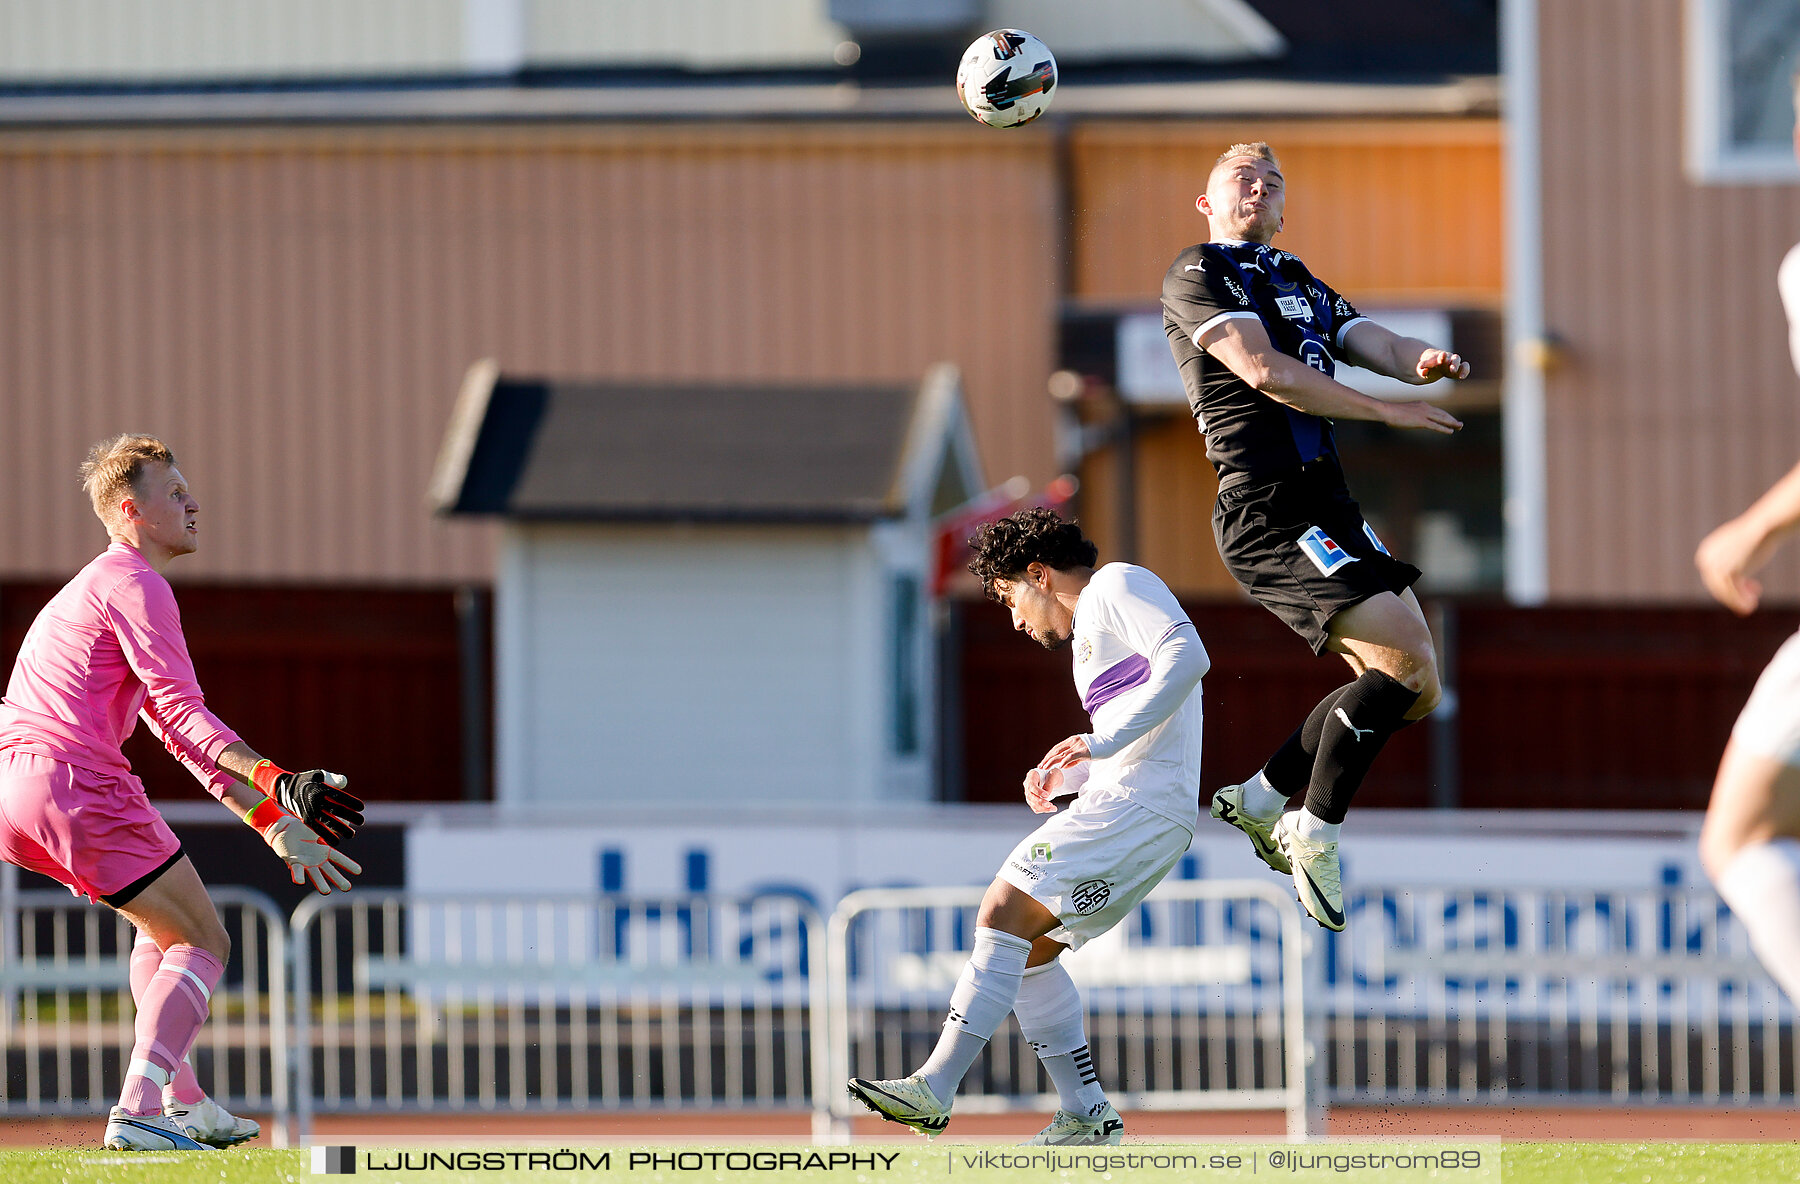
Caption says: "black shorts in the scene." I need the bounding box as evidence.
[1212,459,1421,654]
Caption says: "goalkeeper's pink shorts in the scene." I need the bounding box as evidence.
[0,749,183,906]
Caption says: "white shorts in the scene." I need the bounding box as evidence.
[995,792,1193,952]
[1732,630,1800,766]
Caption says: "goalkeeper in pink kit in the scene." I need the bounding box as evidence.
[0,435,364,1151]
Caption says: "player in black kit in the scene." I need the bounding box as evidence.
[1162,142,1469,931]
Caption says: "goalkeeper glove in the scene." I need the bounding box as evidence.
[243,796,362,894]
[252,761,364,845]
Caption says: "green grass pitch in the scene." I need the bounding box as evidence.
[4,1142,1800,1184]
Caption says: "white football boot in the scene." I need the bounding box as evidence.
[1210,782,1290,874]
[165,1093,261,1147]
[1022,1102,1125,1146]
[101,1106,212,1151]
[846,1075,952,1138]
[1274,814,1346,932]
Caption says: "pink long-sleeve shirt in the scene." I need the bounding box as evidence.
[0,542,240,799]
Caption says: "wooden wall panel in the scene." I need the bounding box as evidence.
[1069,119,1504,308]
[1538,0,1800,601]
[1074,413,1238,597]
[0,123,1060,583]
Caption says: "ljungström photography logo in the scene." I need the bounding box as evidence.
[311,1145,356,1175]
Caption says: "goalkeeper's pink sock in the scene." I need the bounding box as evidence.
[129,933,207,1105]
[118,944,222,1115]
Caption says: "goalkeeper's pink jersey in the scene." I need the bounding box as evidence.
[0,542,238,799]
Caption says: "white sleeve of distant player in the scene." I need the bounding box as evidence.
[1082,623,1207,759]
[1779,242,1800,376]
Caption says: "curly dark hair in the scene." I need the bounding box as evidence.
[967,507,1099,601]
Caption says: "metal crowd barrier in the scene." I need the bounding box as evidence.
[1319,884,1793,1106]
[288,890,825,1143]
[820,880,1313,1141]
[0,883,291,1145]
[7,880,1792,1144]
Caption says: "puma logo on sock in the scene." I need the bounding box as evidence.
[1334,707,1373,741]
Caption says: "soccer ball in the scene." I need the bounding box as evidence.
[956,29,1057,129]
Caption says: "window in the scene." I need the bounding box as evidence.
[1687,0,1800,182]
[888,573,921,756]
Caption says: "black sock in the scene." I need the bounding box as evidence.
[1263,684,1355,796]
[1302,670,1421,824]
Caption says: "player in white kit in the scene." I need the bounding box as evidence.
[848,508,1207,1145]
[1696,98,1800,1002]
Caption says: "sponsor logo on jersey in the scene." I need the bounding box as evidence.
[1275,294,1313,321]
[1030,842,1053,861]
[1071,879,1112,915]
[1299,339,1332,375]
[1076,637,1093,664]
[1009,860,1043,881]
[1222,275,1250,306]
[1297,525,1360,576]
[1361,522,1391,556]
[1334,296,1354,319]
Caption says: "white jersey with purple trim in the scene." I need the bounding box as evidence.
[1069,563,1207,832]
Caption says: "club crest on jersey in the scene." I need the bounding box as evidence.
[1361,522,1391,556]
[1076,636,1093,664]
[1298,525,1359,575]
[1275,294,1312,321]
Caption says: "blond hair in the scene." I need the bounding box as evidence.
[80,434,176,522]
[1212,141,1281,173]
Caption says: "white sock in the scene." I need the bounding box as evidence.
[1241,769,1289,821]
[1051,1047,1108,1119]
[1012,961,1107,1116]
[1293,808,1341,844]
[917,927,1032,1103]
[1715,838,1800,1004]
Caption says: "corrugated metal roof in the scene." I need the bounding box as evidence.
[0,0,466,79]
[0,0,1292,82]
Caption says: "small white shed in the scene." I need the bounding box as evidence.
[430,361,986,808]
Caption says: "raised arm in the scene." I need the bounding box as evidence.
[1340,318,1471,386]
[1198,315,1463,434]
[1696,458,1800,615]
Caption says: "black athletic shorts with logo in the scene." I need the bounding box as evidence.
[1212,457,1421,655]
